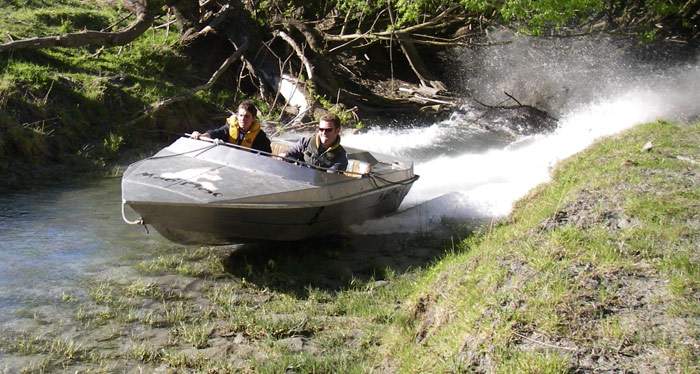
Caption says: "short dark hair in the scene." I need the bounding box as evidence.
[320,113,341,129]
[238,100,257,117]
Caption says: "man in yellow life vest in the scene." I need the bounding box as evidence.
[190,100,272,153]
[280,113,348,172]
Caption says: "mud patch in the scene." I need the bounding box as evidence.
[508,261,696,372]
[539,188,637,232]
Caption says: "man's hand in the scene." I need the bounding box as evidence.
[190,131,211,140]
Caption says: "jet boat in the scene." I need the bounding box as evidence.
[121,137,418,244]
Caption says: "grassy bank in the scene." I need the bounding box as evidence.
[0,121,696,372]
[0,0,234,189]
[385,120,699,372]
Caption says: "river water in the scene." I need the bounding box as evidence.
[0,179,175,323]
[1,40,698,329]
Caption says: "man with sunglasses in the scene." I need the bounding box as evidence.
[189,100,272,154]
[280,113,348,172]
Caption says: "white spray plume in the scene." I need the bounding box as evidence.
[343,123,449,156]
[345,44,699,235]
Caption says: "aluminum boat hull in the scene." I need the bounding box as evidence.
[121,137,417,244]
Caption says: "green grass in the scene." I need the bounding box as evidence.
[0,334,92,370]
[135,247,229,277]
[0,1,235,187]
[382,121,699,372]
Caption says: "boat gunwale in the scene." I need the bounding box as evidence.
[160,136,414,177]
[125,174,419,210]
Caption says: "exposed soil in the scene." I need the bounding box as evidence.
[534,176,696,370]
[538,188,638,232]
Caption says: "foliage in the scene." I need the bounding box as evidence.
[256,0,695,39]
[500,0,605,34]
[102,132,124,158]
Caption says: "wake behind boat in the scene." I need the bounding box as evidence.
[121,137,418,244]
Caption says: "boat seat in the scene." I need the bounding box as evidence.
[271,142,292,156]
[344,159,371,178]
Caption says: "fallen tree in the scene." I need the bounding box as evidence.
[2,0,696,128]
[0,1,527,126]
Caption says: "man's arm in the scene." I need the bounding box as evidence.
[252,131,272,153]
[280,138,307,161]
[205,124,229,141]
[328,147,348,171]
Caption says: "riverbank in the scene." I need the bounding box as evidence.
[384,120,699,372]
[0,120,696,372]
[0,0,234,190]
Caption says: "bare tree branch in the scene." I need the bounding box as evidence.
[504,91,522,106]
[323,5,460,42]
[0,0,155,53]
[279,19,323,53]
[179,3,232,45]
[274,30,314,81]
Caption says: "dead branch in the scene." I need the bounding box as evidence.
[339,10,351,36]
[387,0,396,90]
[398,86,457,107]
[272,118,316,135]
[179,4,232,45]
[241,55,270,100]
[274,30,314,80]
[154,19,178,30]
[326,30,472,51]
[279,19,323,53]
[123,40,248,127]
[472,93,558,122]
[503,91,522,106]
[100,11,133,32]
[513,332,577,352]
[413,95,456,106]
[323,5,460,42]
[271,50,296,111]
[327,34,372,53]
[396,35,446,91]
[0,0,154,53]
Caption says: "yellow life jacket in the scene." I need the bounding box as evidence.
[226,115,262,148]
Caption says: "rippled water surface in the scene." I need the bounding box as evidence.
[0,178,174,322]
[0,176,455,326]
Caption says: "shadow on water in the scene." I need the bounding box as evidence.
[221,227,472,298]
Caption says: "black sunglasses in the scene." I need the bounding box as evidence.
[318,127,335,133]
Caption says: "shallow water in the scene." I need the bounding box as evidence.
[0,178,175,323]
[0,176,461,327]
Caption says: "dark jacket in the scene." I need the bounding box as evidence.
[206,123,272,154]
[286,135,348,171]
